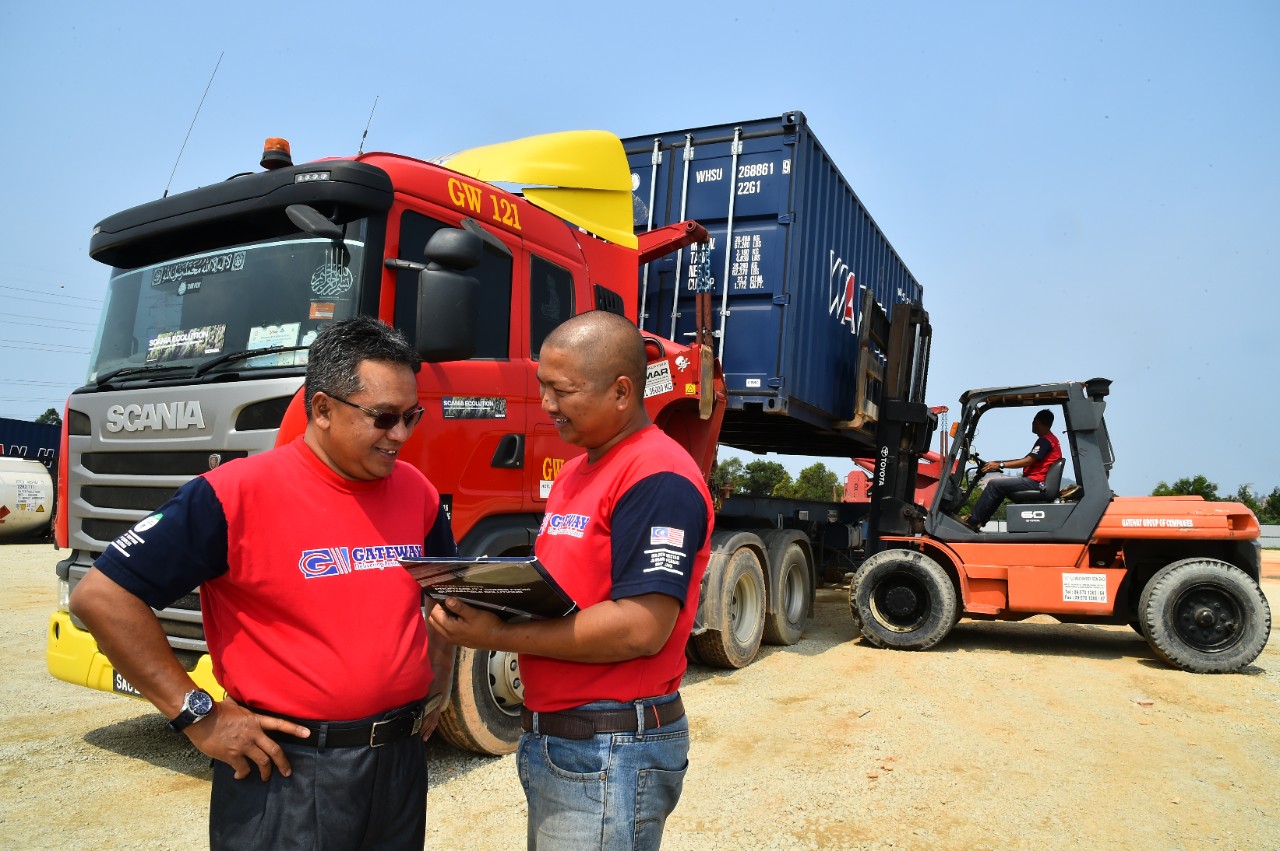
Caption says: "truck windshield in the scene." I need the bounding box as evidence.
[86,228,367,382]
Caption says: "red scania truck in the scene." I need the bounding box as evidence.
[48,112,934,755]
[47,111,1267,757]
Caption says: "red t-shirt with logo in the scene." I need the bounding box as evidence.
[94,437,456,720]
[521,425,713,713]
[1024,432,1063,482]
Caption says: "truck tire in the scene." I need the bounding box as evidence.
[1138,558,1272,673]
[693,545,766,668]
[850,549,957,651]
[762,542,811,646]
[436,647,523,755]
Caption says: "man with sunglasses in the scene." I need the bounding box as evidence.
[71,316,456,850]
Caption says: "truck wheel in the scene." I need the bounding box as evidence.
[1138,558,1272,673]
[694,546,766,668]
[436,647,523,755]
[850,549,957,651]
[763,542,810,646]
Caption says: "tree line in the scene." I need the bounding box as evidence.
[711,457,1279,526]
[710,458,841,501]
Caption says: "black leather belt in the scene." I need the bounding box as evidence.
[264,699,428,749]
[521,696,684,739]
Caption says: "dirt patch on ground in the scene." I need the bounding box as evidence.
[3,544,1278,849]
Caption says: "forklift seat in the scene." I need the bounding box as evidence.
[1007,458,1065,504]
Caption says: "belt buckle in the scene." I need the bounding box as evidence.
[369,707,426,746]
[369,717,391,748]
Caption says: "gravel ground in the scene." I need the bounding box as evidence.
[2,542,1278,850]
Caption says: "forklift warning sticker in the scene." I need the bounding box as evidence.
[1062,573,1108,604]
[645,362,674,398]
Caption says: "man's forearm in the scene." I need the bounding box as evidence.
[69,568,198,719]
[436,594,681,663]
[424,613,455,702]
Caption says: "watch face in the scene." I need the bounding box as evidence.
[189,690,214,715]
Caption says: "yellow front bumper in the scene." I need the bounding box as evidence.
[46,610,225,699]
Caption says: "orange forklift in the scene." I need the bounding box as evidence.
[850,375,1271,673]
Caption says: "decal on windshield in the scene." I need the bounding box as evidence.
[246,323,303,366]
[146,325,226,363]
[311,263,354,297]
[151,251,246,287]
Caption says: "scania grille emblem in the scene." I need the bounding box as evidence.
[208,454,222,470]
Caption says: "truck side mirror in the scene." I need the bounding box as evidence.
[285,204,344,241]
[416,229,482,363]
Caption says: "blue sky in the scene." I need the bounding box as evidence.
[2,1,1276,499]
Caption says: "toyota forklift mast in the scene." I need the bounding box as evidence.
[864,301,936,554]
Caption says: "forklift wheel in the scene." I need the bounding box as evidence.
[1139,558,1272,673]
[850,550,958,651]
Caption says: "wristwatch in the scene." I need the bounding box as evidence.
[167,688,215,732]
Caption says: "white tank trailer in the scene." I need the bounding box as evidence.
[0,458,54,540]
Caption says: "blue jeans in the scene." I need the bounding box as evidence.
[517,693,689,850]
[971,475,1042,526]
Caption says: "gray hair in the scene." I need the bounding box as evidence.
[304,317,420,418]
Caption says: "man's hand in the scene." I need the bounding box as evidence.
[427,597,506,649]
[185,696,312,781]
[419,693,446,741]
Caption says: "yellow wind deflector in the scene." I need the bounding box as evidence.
[441,130,638,249]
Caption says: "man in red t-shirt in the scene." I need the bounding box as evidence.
[71,317,455,850]
[431,311,713,850]
[965,408,1063,531]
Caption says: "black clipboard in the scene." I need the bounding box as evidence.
[400,556,578,622]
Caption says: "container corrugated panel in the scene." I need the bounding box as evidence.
[623,111,924,458]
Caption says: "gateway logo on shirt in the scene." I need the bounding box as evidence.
[298,544,424,579]
[539,513,590,538]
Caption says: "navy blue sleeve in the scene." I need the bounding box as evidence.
[91,477,229,610]
[1029,436,1054,460]
[424,503,459,557]
[609,473,709,605]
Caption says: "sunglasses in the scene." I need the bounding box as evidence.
[328,394,425,430]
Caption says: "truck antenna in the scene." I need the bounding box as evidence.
[164,51,224,198]
[357,96,379,155]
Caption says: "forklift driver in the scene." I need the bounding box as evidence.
[963,409,1062,532]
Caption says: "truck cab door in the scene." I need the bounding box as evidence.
[391,208,528,543]
[524,252,582,508]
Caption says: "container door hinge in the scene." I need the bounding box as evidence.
[768,377,783,389]
[779,213,794,224]
[772,294,790,305]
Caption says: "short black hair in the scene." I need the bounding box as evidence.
[542,310,646,390]
[1034,408,1055,427]
[304,317,419,418]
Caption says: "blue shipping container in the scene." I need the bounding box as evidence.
[0,416,59,470]
[623,111,924,459]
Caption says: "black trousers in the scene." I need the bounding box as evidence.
[209,733,427,850]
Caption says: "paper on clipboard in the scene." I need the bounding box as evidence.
[399,556,578,622]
